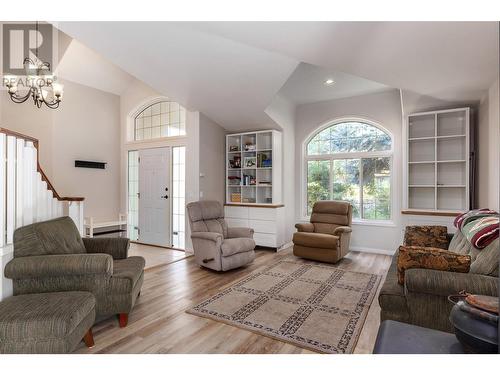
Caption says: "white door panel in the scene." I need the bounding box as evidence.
[139,147,170,247]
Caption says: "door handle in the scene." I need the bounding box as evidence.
[161,195,169,199]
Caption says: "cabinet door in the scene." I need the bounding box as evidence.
[248,207,276,221]
[225,206,249,219]
[254,233,277,247]
[226,218,249,228]
[249,219,277,234]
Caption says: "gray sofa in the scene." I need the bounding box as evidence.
[187,201,255,271]
[4,216,145,327]
[379,227,499,333]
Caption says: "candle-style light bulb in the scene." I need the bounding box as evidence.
[52,82,64,99]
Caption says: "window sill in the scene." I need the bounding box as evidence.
[298,217,396,228]
[352,219,396,228]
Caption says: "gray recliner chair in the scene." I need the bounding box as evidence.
[187,200,255,271]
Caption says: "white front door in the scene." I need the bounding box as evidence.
[138,147,170,247]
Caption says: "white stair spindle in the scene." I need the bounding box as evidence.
[6,136,16,244]
[52,198,58,219]
[16,139,25,228]
[0,134,6,247]
[46,190,53,220]
[35,173,43,222]
[23,144,35,225]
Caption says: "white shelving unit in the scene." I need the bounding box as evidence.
[225,130,285,249]
[404,107,471,213]
[226,130,282,205]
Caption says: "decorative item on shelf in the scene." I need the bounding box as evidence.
[265,197,272,203]
[227,175,241,185]
[262,158,272,168]
[242,174,256,186]
[242,197,256,203]
[243,157,256,168]
[230,192,241,202]
[229,155,241,169]
[244,143,256,151]
[3,21,64,110]
[259,181,272,186]
[229,145,240,152]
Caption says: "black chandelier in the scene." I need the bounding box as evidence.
[3,22,63,109]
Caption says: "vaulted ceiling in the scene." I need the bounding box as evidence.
[55,21,498,130]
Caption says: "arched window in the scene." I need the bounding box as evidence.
[305,119,392,220]
[134,101,186,141]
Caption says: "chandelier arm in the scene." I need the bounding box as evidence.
[9,91,32,104]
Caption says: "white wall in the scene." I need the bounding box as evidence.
[265,94,296,244]
[478,92,490,208]
[295,90,403,254]
[199,113,226,204]
[487,78,499,211]
[52,80,121,221]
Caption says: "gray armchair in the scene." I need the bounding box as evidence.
[4,216,145,327]
[187,201,255,271]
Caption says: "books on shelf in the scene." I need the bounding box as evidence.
[257,153,272,168]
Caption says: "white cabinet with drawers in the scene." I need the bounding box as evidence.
[225,205,286,249]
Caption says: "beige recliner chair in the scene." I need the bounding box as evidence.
[187,200,256,271]
[293,201,353,264]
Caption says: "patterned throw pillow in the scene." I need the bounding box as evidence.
[397,245,471,285]
[403,226,449,249]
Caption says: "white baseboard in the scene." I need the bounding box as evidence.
[349,246,395,256]
[276,241,293,252]
[276,242,394,256]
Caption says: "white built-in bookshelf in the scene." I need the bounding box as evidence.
[226,130,282,205]
[405,107,470,213]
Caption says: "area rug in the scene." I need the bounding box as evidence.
[186,258,382,353]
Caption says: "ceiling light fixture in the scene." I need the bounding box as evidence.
[324,79,335,86]
[3,21,63,109]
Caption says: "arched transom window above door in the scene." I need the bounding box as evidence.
[134,101,186,141]
[305,120,393,220]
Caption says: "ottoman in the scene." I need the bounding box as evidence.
[373,320,464,354]
[0,291,96,354]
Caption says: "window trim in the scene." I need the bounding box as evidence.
[301,117,394,223]
[128,97,187,144]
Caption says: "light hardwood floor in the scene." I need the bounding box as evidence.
[129,242,189,269]
[76,248,392,354]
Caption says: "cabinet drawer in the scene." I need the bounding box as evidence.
[249,219,276,234]
[226,218,249,228]
[248,207,276,221]
[224,206,249,219]
[254,233,277,247]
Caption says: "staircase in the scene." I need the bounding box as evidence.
[0,127,85,301]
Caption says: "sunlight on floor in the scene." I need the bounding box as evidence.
[129,243,189,269]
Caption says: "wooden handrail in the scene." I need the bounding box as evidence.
[0,127,84,202]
